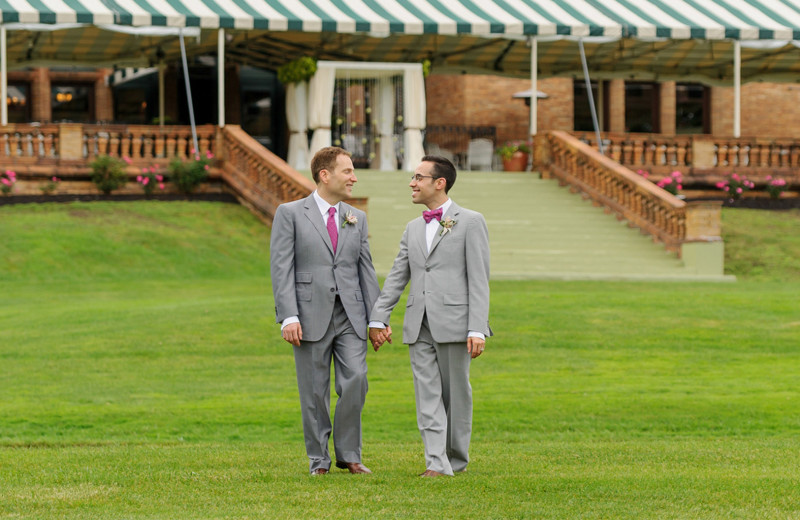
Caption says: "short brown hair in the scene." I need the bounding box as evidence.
[311,147,351,183]
[421,155,457,193]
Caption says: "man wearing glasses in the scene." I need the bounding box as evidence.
[369,155,492,477]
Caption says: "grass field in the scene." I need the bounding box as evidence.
[1,201,799,519]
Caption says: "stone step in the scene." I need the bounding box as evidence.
[343,170,731,281]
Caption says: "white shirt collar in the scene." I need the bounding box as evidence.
[313,190,338,218]
[426,198,452,222]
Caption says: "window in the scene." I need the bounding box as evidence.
[52,84,94,122]
[574,80,602,132]
[625,82,658,133]
[7,83,30,123]
[675,83,708,134]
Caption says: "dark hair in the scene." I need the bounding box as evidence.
[421,155,457,193]
[311,147,351,183]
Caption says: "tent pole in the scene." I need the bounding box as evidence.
[529,37,537,138]
[733,39,741,138]
[179,28,200,157]
[579,38,603,155]
[1,26,7,126]
[218,29,225,128]
[159,62,165,128]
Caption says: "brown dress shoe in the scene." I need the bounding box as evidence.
[310,468,328,475]
[335,461,372,474]
[419,469,446,477]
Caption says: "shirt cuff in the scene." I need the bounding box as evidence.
[281,316,300,331]
[369,321,387,329]
[468,331,485,340]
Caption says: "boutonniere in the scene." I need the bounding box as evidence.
[439,216,456,236]
[342,210,358,228]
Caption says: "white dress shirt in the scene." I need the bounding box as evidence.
[280,191,339,331]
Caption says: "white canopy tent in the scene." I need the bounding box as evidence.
[288,61,425,172]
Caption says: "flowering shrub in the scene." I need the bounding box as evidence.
[1,169,17,194]
[40,176,60,195]
[635,169,650,179]
[656,170,683,196]
[169,150,213,194]
[90,155,127,194]
[716,172,755,200]
[764,175,789,199]
[136,166,165,196]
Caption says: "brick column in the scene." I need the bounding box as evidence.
[710,86,733,136]
[608,79,625,133]
[31,68,51,122]
[659,81,676,135]
[94,68,114,122]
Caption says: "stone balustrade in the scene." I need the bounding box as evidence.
[536,131,723,273]
[572,131,800,185]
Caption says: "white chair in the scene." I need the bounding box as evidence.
[426,143,456,165]
[465,138,494,171]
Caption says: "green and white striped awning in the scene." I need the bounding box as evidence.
[5,0,800,83]
[3,0,800,40]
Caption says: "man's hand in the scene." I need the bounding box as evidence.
[282,322,303,347]
[369,326,392,351]
[467,336,485,359]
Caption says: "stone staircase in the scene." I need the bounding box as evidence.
[353,170,733,281]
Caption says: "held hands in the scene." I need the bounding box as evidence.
[467,336,486,359]
[369,326,392,351]
[282,322,303,347]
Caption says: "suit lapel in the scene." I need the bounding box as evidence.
[413,218,428,258]
[335,203,354,259]
[428,202,460,257]
[304,195,335,256]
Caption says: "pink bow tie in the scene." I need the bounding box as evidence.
[423,208,443,223]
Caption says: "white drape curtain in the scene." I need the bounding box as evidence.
[285,81,309,170]
[376,78,397,171]
[308,66,336,157]
[403,67,426,171]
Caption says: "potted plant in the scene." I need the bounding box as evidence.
[495,140,531,172]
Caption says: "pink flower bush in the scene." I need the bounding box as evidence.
[1,169,17,194]
[41,176,60,195]
[656,170,683,196]
[716,172,755,201]
[765,175,789,199]
[136,165,166,195]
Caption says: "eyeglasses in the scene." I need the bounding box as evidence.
[410,174,437,182]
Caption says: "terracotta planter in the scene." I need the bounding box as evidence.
[502,151,529,172]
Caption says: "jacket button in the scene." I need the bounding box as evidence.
[426,267,431,272]
[330,288,335,292]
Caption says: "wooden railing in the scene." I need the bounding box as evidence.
[572,131,800,184]
[535,131,722,256]
[220,125,314,224]
[0,122,360,225]
[1,123,217,164]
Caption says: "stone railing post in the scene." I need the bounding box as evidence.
[58,123,84,160]
[691,135,716,169]
[681,200,725,276]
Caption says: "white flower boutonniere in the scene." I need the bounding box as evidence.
[342,210,358,228]
[439,216,456,236]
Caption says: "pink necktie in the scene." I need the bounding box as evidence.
[423,208,443,223]
[327,206,338,253]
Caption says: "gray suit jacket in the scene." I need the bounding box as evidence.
[270,194,380,342]
[371,201,491,344]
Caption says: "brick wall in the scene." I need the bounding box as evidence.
[426,74,573,145]
[741,83,800,136]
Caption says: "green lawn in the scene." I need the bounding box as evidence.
[1,201,799,519]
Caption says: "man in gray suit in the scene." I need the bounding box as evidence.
[270,146,380,476]
[369,155,491,477]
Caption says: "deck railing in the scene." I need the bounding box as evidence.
[220,125,314,224]
[536,131,722,258]
[0,122,359,224]
[572,131,800,185]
